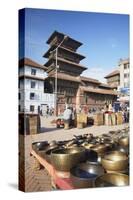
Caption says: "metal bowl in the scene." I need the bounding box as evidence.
[90,144,108,155]
[49,140,57,147]
[85,150,99,163]
[32,141,49,152]
[101,151,128,172]
[114,145,129,155]
[64,139,76,148]
[109,131,116,135]
[51,147,86,171]
[44,147,61,163]
[118,136,129,147]
[82,143,96,150]
[70,162,105,188]
[95,173,129,187]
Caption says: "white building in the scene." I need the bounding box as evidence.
[119,58,130,88]
[19,58,55,114]
[105,58,130,104]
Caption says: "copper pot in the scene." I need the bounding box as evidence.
[95,173,129,187]
[70,162,105,188]
[101,151,128,172]
[51,147,86,171]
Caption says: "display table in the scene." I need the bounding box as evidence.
[30,149,74,190]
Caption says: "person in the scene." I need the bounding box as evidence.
[63,106,72,128]
[70,107,76,127]
[46,106,49,117]
[108,103,113,113]
[104,103,108,113]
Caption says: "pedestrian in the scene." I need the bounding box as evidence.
[63,106,72,129]
[70,107,76,127]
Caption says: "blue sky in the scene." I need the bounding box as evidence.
[20,8,129,82]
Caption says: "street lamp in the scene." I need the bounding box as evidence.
[50,35,68,116]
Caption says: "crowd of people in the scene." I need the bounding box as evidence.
[63,102,129,128]
[40,102,129,127]
[40,105,54,118]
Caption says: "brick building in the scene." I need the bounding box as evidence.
[43,31,117,114]
[104,70,120,90]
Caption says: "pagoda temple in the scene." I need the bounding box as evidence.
[43,31,117,114]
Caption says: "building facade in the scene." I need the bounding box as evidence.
[43,31,117,114]
[104,70,120,90]
[19,58,54,114]
[105,58,130,103]
[119,58,130,88]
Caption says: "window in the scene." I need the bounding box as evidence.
[124,73,128,78]
[124,82,129,87]
[19,105,21,112]
[124,64,128,69]
[31,81,36,88]
[30,93,35,100]
[30,105,35,112]
[66,97,72,104]
[19,79,24,88]
[19,93,21,100]
[31,68,36,75]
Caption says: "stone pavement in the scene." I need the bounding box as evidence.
[31,116,129,143]
[19,116,129,192]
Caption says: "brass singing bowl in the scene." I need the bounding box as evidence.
[64,139,76,147]
[82,143,95,150]
[70,162,105,188]
[90,144,108,155]
[109,131,116,135]
[32,141,49,152]
[101,151,128,172]
[44,147,61,163]
[95,173,129,187]
[118,136,129,147]
[66,144,78,149]
[115,145,129,155]
[49,140,57,147]
[51,147,86,171]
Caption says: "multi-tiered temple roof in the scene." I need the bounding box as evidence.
[43,31,87,76]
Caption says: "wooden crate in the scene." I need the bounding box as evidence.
[116,112,123,125]
[76,113,88,127]
[19,113,40,135]
[104,113,112,126]
[111,113,116,125]
[94,113,104,126]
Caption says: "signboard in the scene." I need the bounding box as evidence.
[120,87,129,94]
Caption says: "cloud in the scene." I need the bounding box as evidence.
[82,66,113,83]
[89,67,104,73]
